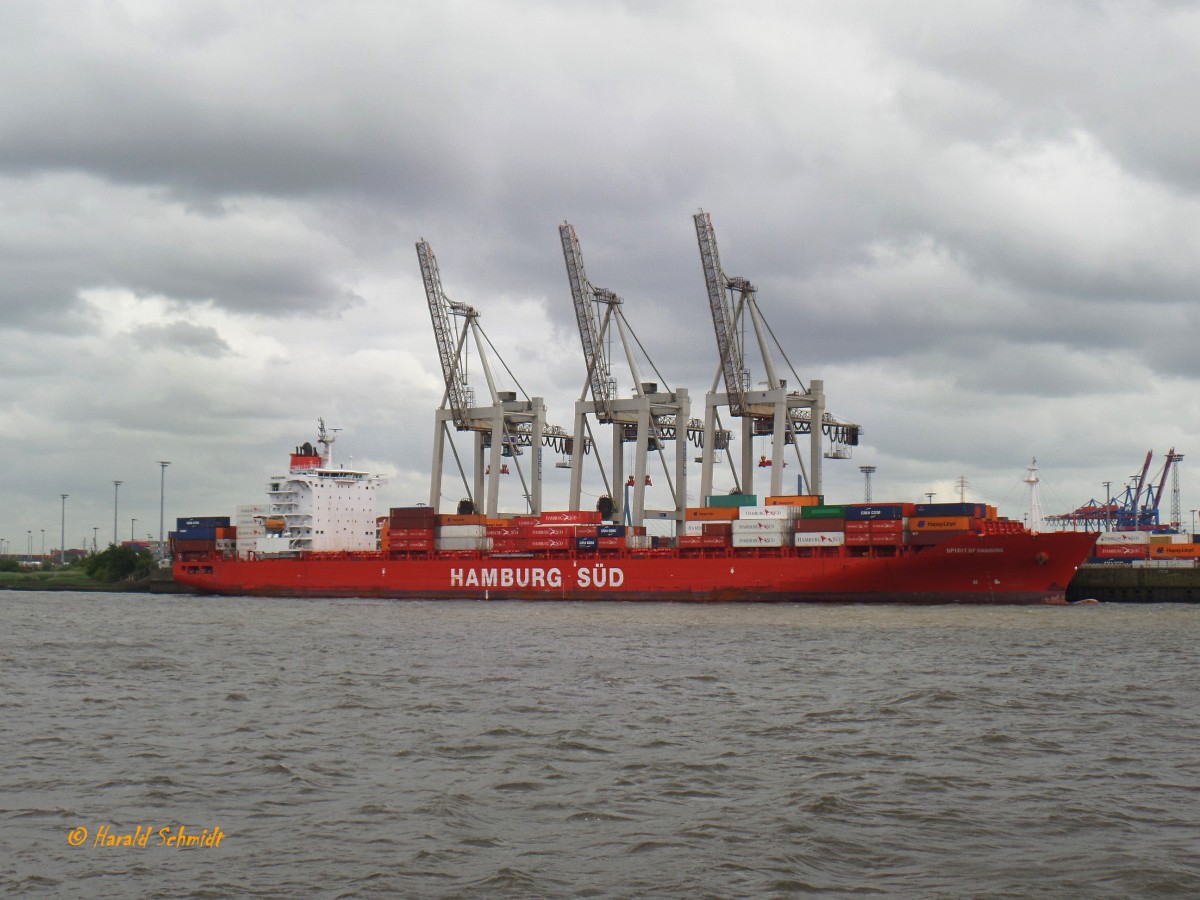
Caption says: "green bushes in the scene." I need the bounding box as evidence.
[83,544,156,583]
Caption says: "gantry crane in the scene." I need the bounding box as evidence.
[1047,448,1181,531]
[693,211,861,499]
[417,240,571,517]
[560,223,721,530]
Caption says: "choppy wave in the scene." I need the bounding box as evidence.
[2,593,1198,897]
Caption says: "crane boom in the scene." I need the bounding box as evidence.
[559,223,616,421]
[417,240,475,430]
[1150,448,1176,510]
[694,211,749,417]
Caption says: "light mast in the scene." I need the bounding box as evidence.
[1024,458,1045,533]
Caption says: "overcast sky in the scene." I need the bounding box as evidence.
[3,0,1199,552]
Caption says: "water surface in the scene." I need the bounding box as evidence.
[3,594,1198,897]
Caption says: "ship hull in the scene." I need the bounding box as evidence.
[174,531,1096,604]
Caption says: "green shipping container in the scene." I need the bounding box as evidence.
[705,494,760,508]
[801,505,849,519]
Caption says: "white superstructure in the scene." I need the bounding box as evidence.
[256,421,385,556]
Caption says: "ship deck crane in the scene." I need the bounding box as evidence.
[560,223,725,530]
[693,211,861,499]
[418,240,570,517]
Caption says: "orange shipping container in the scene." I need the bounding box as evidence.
[765,495,821,507]
[438,514,487,526]
[1150,543,1200,558]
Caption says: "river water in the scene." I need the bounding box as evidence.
[3,592,1198,898]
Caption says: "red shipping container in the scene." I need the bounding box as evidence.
[486,525,524,537]
[597,537,624,549]
[526,536,571,550]
[528,526,575,538]
[844,521,871,533]
[489,539,529,553]
[795,519,846,532]
[388,537,434,551]
[391,526,435,537]
[869,519,903,533]
[702,522,734,536]
[538,510,602,525]
[1094,544,1148,558]
[844,532,871,545]
[174,539,216,552]
[678,535,729,548]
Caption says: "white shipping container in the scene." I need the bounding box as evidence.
[437,524,488,538]
[732,519,793,534]
[626,535,653,549]
[731,533,788,548]
[236,504,269,528]
[738,505,796,520]
[793,532,846,546]
[684,521,705,536]
[1096,531,1151,545]
[435,536,493,551]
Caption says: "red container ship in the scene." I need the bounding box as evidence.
[171,433,1096,604]
[174,530,1094,604]
[173,221,1097,602]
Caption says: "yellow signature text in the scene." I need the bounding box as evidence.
[67,825,225,849]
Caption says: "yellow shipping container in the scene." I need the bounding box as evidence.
[909,516,972,531]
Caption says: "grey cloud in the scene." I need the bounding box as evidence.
[131,320,231,356]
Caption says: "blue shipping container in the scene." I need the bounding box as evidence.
[176,516,231,529]
[575,537,598,551]
[175,527,218,540]
[598,524,626,537]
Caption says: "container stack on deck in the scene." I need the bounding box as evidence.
[380,507,651,555]
[678,497,1011,555]
[170,516,234,559]
[373,499,1027,558]
[180,500,1032,562]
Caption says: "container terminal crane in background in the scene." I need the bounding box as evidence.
[419,215,863,526]
[693,211,861,500]
[1047,449,1184,531]
[418,240,572,518]
[560,222,722,530]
